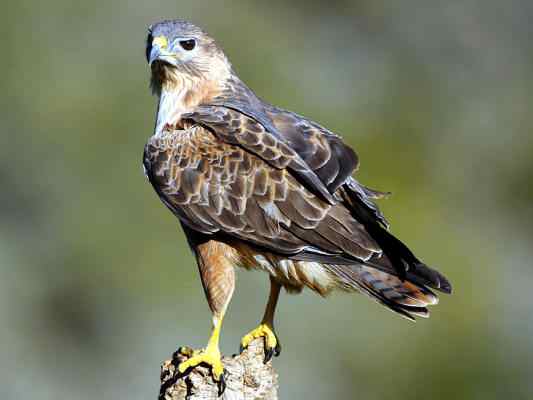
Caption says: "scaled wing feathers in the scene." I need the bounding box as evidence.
[143,126,382,263]
[265,107,359,194]
[182,106,338,205]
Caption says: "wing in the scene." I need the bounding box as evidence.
[143,126,381,262]
[206,83,387,228]
[207,78,359,196]
[182,106,338,205]
[265,106,359,194]
[182,104,389,241]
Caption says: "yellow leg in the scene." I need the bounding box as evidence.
[176,239,235,394]
[240,277,281,363]
[178,314,225,383]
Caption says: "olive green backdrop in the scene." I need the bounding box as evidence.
[1,1,532,399]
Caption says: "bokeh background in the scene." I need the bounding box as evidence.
[2,1,533,399]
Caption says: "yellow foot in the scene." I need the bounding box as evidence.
[176,345,226,395]
[240,323,281,363]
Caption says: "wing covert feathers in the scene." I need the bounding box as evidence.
[143,127,382,262]
[183,106,337,205]
[265,107,359,194]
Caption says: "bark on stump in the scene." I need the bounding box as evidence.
[159,339,278,400]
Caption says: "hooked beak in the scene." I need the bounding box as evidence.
[148,36,178,67]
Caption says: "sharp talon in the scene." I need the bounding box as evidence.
[263,346,274,364]
[274,340,281,357]
[217,372,226,396]
[171,352,180,366]
[241,323,280,364]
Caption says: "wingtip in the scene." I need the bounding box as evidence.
[412,262,452,295]
[433,268,453,294]
[439,278,453,294]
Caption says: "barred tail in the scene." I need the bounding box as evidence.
[325,264,440,320]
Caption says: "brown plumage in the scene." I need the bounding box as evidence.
[143,19,452,390]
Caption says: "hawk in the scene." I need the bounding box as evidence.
[143,19,451,393]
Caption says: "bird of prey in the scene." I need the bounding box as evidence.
[143,19,451,392]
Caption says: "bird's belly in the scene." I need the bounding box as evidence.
[233,243,335,295]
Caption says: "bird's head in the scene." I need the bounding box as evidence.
[146,20,232,95]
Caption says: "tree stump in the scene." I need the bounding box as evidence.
[159,339,278,400]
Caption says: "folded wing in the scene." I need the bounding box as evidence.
[143,126,381,262]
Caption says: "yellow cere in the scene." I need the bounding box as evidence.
[152,35,168,49]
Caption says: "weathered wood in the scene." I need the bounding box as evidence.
[159,339,278,400]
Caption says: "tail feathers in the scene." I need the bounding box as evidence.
[325,264,440,320]
[367,254,452,294]
[342,181,452,294]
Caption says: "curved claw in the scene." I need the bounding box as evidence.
[264,344,274,364]
[274,339,281,357]
[263,335,282,363]
[217,371,227,397]
[240,323,281,364]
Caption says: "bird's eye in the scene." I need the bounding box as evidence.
[179,39,196,51]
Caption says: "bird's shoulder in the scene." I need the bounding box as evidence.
[208,78,360,193]
[263,104,360,194]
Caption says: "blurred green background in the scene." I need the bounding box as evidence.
[2,1,533,399]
